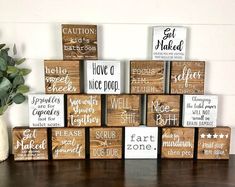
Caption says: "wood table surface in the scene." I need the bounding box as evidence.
[0,155,235,187]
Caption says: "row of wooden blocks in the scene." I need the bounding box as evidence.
[13,126,230,161]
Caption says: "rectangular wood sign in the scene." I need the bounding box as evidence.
[52,128,86,159]
[130,60,165,94]
[67,94,101,127]
[28,94,65,128]
[44,60,80,94]
[62,24,97,60]
[182,95,218,127]
[125,127,158,159]
[152,26,187,60]
[13,128,48,161]
[147,95,181,127]
[170,61,205,94]
[84,60,124,94]
[106,95,141,126]
[89,128,122,159]
[197,127,231,159]
[161,127,194,159]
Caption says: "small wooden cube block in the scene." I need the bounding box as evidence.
[67,94,101,127]
[161,127,195,159]
[130,60,165,94]
[62,24,98,60]
[28,94,65,128]
[147,95,181,127]
[89,128,122,159]
[182,95,218,127]
[106,95,141,126]
[197,127,231,159]
[44,60,80,94]
[125,127,158,159]
[51,128,86,159]
[170,61,205,94]
[84,60,124,94]
[13,128,48,161]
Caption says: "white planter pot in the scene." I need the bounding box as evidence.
[0,116,9,162]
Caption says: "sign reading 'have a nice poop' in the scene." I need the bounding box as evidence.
[28,94,65,128]
[152,27,187,60]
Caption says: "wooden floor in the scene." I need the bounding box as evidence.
[0,155,235,187]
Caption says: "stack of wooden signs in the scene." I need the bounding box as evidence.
[12,25,231,161]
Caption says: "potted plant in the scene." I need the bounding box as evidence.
[0,44,31,162]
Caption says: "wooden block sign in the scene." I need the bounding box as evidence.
[84,60,124,94]
[90,128,122,159]
[67,94,101,127]
[152,27,187,60]
[125,127,158,159]
[197,127,231,159]
[130,60,165,94]
[183,95,218,127]
[170,61,205,94]
[147,95,180,127]
[13,128,48,161]
[44,60,80,94]
[52,128,86,159]
[106,95,141,126]
[28,94,65,128]
[62,24,97,60]
[161,127,194,159]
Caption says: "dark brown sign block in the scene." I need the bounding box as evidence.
[52,128,86,159]
[90,128,122,159]
[130,60,165,94]
[170,61,205,94]
[197,127,231,159]
[67,94,101,127]
[44,60,80,94]
[106,95,141,126]
[62,24,97,60]
[161,127,194,159]
[147,95,180,127]
[13,128,48,161]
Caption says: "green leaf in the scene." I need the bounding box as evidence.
[0,71,3,78]
[0,105,8,115]
[19,68,31,76]
[0,77,12,92]
[7,56,15,66]
[7,66,18,74]
[13,44,17,55]
[0,57,7,71]
[13,75,24,88]
[13,93,25,104]
[17,85,29,94]
[0,44,6,50]
[16,58,26,65]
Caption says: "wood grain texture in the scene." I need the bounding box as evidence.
[147,95,180,127]
[130,61,165,94]
[51,128,85,160]
[170,61,205,94]
[67,94,101,127]
[12,128,48,161]
[197,127,231,159]
[89,128,122,159]
[106,95,141,126]
[62,24,97,60]
[44,60,80,94]
[161,127,195,159]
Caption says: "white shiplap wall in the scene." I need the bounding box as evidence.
[1,0,235,153]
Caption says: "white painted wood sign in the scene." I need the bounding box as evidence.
[125,127,158,159]
[84,60,124,94]
[152,26,187,60]
[182,95,218,127]
[28,94,65,128]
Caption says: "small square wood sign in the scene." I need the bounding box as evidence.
[13,128,48,161]
[62,24,97,60]
[89,128,122,159]
[67,94,101,127]
[170,61,205,94]
[130,60,165,94]
[52,128,86,159]
[197,127,231,159]
[147,95,181,127]
[44,60,80,94]
[106,95,141,126]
